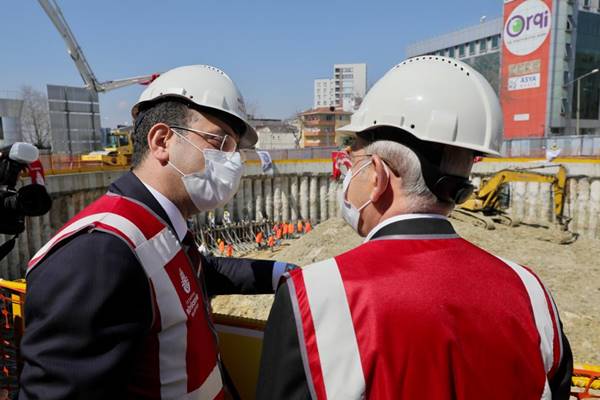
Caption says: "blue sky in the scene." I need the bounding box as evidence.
[0,0,500,128]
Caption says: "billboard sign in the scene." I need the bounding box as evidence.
[47,85,101,155]
[500,0,553,139]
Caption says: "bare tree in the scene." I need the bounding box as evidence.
[20,86,51,149]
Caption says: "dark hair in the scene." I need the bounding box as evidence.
[131,100,191,168]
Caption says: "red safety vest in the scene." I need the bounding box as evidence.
[287,225,564,399]
[28,193,224,400]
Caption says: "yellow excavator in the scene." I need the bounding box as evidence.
[81,129,133,167]
[455,164,568,231]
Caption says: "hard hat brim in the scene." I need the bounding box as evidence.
[132,94,258,149]
[338,122,501,156]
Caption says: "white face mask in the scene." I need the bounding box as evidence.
[339,159,374,232]
[169,131,243,212]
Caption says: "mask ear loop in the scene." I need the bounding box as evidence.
[345,159,376,211]
[168,161,186,176]
[363,160,391,209]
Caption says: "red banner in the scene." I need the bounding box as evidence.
[500,0,553,139]
[331,151,351,180]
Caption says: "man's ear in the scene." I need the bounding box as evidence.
[147,123,173,165]
[369,155,390,203]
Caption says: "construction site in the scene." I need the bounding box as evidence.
[0,0,599,399]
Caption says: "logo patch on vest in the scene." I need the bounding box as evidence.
[179,268,191,294]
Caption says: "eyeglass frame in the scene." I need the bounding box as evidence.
[170,125,238,153]
[347,152,398,176]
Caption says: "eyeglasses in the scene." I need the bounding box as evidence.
[347,153,398,176]
[170,125,238,152]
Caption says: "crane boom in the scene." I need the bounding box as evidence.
[37,0,159,92]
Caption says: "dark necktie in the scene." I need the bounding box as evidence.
[182,231,201,276]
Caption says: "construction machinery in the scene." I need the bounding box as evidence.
[454,164,568,231]
[80,129,132,166]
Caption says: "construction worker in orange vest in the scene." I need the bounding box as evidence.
[268,235,275,251]
[297,220,303,235]
[226,243,233,257]
[282,223,288,239]
[304,220,312,234]
[218,239,225,255]
[256,231,264,249]
[288,222,294,238]
[276,227,283,241]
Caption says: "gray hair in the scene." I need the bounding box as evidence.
[363,140,474,215]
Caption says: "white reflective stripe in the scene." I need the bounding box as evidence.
[185,363,223,400]
[30,212,146,265]
[158,320,188,399]
[543,285,564,363]
[135,227,189,399]
[136,227,181,277]
[499,258,555,373]
[303,258,366,399]
[541,380,551,399]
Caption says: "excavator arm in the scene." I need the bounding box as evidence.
[461,165,568,225]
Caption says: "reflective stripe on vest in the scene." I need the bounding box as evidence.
[497,257,564,399]
[288,250,564,400]
[28,193,223,400]
[288,258,365,400]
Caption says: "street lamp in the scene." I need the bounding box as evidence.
[565,68,599,135]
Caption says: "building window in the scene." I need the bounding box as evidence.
[561,98,569,115]
[480,39,487,53]
[459,44,465,57]
[342,74,354,79]
[0,118,4,140]
[491,36,499,49]
[469,42,476,55]
[448,47,455,57]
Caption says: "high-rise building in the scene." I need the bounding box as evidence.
[313,79,335,109]
[406,0,600,143]
[313,63,367,112]
[406,18,502,94]
[333,63,367,112]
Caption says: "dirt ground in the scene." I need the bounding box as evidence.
[211,216,600,365]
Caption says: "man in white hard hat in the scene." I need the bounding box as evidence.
[20,65,296,400]
[257,57,572,399]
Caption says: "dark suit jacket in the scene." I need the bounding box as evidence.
[19,171,277,400]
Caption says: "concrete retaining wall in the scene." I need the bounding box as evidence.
[2,157,599,279]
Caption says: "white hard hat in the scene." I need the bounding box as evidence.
[132,65,257,149]
[340,56,502,155]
